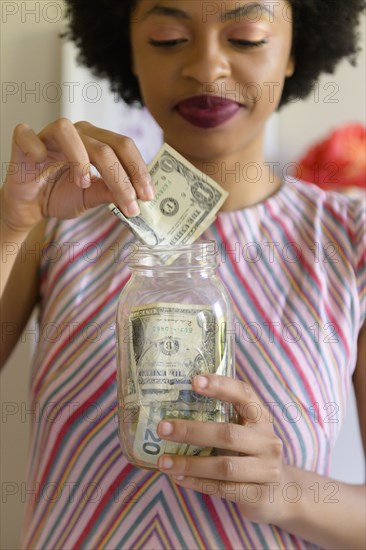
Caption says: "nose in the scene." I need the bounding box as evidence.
[181,35,231,84]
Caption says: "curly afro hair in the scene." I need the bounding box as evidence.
[63,0,365,109]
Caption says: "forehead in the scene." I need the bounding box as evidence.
[131,0,290,23]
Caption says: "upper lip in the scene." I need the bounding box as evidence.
[174,94,242,110]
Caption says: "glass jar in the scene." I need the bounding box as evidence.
[116,241,235,469]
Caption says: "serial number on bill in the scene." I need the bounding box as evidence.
[152,326,193,334]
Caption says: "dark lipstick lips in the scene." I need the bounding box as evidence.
[175,95,242,128]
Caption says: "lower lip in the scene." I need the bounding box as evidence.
[175,103,242,128]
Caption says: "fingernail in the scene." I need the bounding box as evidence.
[194,375,208,389]
[172,475,185,481]
[159,421,173,436]
[143,184,155,201]
[80,175,91,189]
[126,200,140,217]
[159,456,174,470]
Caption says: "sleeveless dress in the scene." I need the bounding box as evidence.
[21,178,365,550]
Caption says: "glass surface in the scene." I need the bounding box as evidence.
[116,241,235,469]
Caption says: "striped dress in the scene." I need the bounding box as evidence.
[21,178,365,550]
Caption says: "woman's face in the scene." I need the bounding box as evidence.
[130,0,294,164]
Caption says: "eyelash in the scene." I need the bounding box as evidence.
[148,39,187,47]
[230,39,267,49]
[148,39,267,49]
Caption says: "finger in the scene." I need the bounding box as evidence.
[82,176,115,209]
[157,418,262,455]
[12,123,48,164]
[158,455,277,484]
[38,118,92,188]
[192,375,267,425]
[76,122,154,202]
[78,133,141,217]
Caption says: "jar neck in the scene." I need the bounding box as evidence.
[125,241,219,275]
[129,267,216,278]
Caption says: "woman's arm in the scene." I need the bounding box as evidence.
[275,463,365,549]
[276,323,366,548]
[353,321,366,455]
[0,219,45,368]
[155,352,366,549]
[1,118,155,368]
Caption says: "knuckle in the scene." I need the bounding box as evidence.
[220,457,238,479]
[127,162,149,182]
[95,143,115,159]
[118,178,137,198]
[74,120,91,132]
[119,179,133,191]
[222,422,240,446]
[271,437,283,459]
[241,381,253,399]
[270,466,282,481]
[14,122,31,136]
[54,117,73,133]
[190,477,204,491]
[183,458,195,476]
[180,421,189,442]
[119,136,136,150]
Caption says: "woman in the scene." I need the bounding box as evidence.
[1,1,365,548]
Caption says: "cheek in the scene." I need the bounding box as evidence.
[234,44,292,107]
[133,56,175,110]
[131,56,156,98]
[133,71,167,117]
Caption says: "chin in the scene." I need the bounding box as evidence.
[162,111,262,163]
[165,129,251,164]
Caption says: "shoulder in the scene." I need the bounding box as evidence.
[286,177,365,243]
[288,178,366,328]
[287,177,365,215]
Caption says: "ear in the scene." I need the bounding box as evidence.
[285,54,295,78]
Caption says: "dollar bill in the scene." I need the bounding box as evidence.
[108,143,228,246]
[126,303,220,405]
[122,302,234,466]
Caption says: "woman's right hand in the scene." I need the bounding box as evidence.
[1,118,155,234]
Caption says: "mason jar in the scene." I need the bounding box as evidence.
[116,241,235,469]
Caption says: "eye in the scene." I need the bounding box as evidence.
[148,38,187,48]
[229,39,267,48]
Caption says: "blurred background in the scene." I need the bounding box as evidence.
[1,2,365,548]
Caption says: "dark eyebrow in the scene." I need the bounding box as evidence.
[142,5,191,21]
[142,3,274,22]
[222,3,274,21]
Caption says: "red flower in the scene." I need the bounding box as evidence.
[296,123,366,191]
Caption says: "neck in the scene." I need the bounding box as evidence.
[176,133,282,212]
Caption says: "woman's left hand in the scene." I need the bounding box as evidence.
[157,374,287,526]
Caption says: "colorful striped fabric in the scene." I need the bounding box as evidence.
[21,178,365,550]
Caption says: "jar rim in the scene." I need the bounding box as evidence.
[125,240,218,270]
[134,240,217,255]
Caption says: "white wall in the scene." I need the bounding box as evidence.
[1,2,65,548]
[278,22,366,164]
[1,3,365,549]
